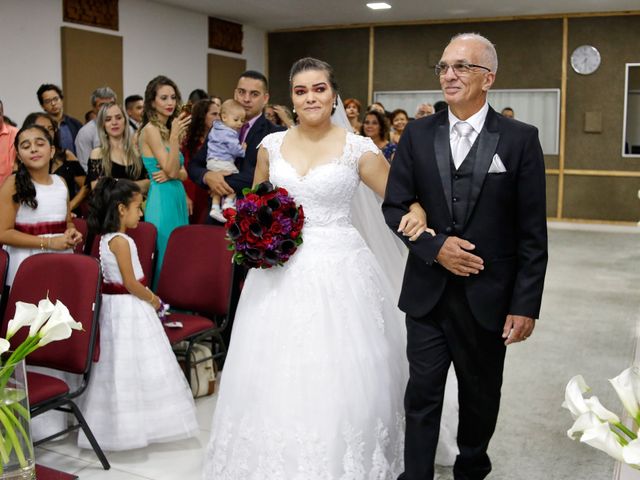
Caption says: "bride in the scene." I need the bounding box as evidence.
[203,57,456,479]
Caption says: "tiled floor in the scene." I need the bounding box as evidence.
[34,387,219,479]
[32,224,640,479]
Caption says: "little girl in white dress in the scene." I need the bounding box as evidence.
[81,177,198,451]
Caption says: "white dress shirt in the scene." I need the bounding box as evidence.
[447,102,489,166]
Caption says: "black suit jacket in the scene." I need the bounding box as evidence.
[62,114,83,140]
[187,115,286,195]
[382,107,548,331]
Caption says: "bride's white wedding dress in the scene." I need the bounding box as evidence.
[203,130,457,479]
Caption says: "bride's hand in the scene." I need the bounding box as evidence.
[399,202,435,241]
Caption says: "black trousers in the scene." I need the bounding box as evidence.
[400,279,506,480]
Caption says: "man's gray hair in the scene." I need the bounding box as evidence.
[91,87,117,106]
[450,33,498,74]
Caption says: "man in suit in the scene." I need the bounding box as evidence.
[187,70,286,208]
[125,94,144,131]
[383,33,548,480]
[37,84,83,155]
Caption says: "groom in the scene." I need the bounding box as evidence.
[383,33,548,479]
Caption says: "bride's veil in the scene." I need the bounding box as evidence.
[331,96,407,296]
[332,96,459,466]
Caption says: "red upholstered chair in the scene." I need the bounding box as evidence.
[90,221,158,286]
[1,253,110,470]
[71,217,88,254]
[155,225,233,379]
[0,249,8,319]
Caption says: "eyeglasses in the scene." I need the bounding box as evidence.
[434,62,491,77]
[42,96,61,105]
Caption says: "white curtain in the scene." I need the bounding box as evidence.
[374,89,560,155]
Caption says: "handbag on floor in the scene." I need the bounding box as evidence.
[173,342,217,398]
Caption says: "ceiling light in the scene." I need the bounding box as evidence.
[367,2,392,10]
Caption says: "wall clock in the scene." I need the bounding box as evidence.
[570,45,601,75]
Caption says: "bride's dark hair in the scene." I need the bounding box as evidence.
[289,57,339,94]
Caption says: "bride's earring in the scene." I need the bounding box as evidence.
[292,107,296,114]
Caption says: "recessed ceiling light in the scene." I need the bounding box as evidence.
[367,2,392,10]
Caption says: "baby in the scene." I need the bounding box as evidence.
[206,99,246,222]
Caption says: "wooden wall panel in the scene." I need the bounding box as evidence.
[61,27,122,121]
[565,16,640,172]
[207,54,247,101]
[546,174,559,218]
[267,14,640,223]
[373,20,563,92]
[63,0,118,31]
[562,175,640,222]
[268,28,369,106]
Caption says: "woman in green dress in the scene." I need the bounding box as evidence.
[139,76,191,286]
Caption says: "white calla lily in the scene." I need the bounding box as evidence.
[0,338,10,355]
[585,396,620,423]
[610,367,640,420]
[36,301,82,347]
[6,302,39,339]
[28,297,56,337]
[580,421,625,462]
[563,375,591,418]
[567,412,603,440]
[623,438,640,465]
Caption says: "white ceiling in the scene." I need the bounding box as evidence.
[154,0,639,31]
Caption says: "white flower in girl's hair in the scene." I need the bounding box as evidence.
[37,300,83,347]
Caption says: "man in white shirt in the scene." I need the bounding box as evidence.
[384,33,547,480]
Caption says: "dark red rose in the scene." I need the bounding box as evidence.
[270,222,283,234]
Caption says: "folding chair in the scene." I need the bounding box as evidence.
[1,253,109,470]
[155,225,233,380]
[90,221,157,285]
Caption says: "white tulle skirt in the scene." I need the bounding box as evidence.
[77,294,198,451]
[203,224,457,479]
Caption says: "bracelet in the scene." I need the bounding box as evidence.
[39,236,45,251]
[146,287,155,304]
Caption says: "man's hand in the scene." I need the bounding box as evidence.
[435,237,484,276]
[502,315,535,346]
[204,171,234,196]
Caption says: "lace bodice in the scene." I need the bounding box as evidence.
[260,131,379,228]
[99,233,144,285]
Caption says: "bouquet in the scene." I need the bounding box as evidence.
[224,181,304,269]
[563,366,640,467]
[0,297,82,475]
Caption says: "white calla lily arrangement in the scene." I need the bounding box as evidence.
[564,367,640,467]
[0,297,83,474]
